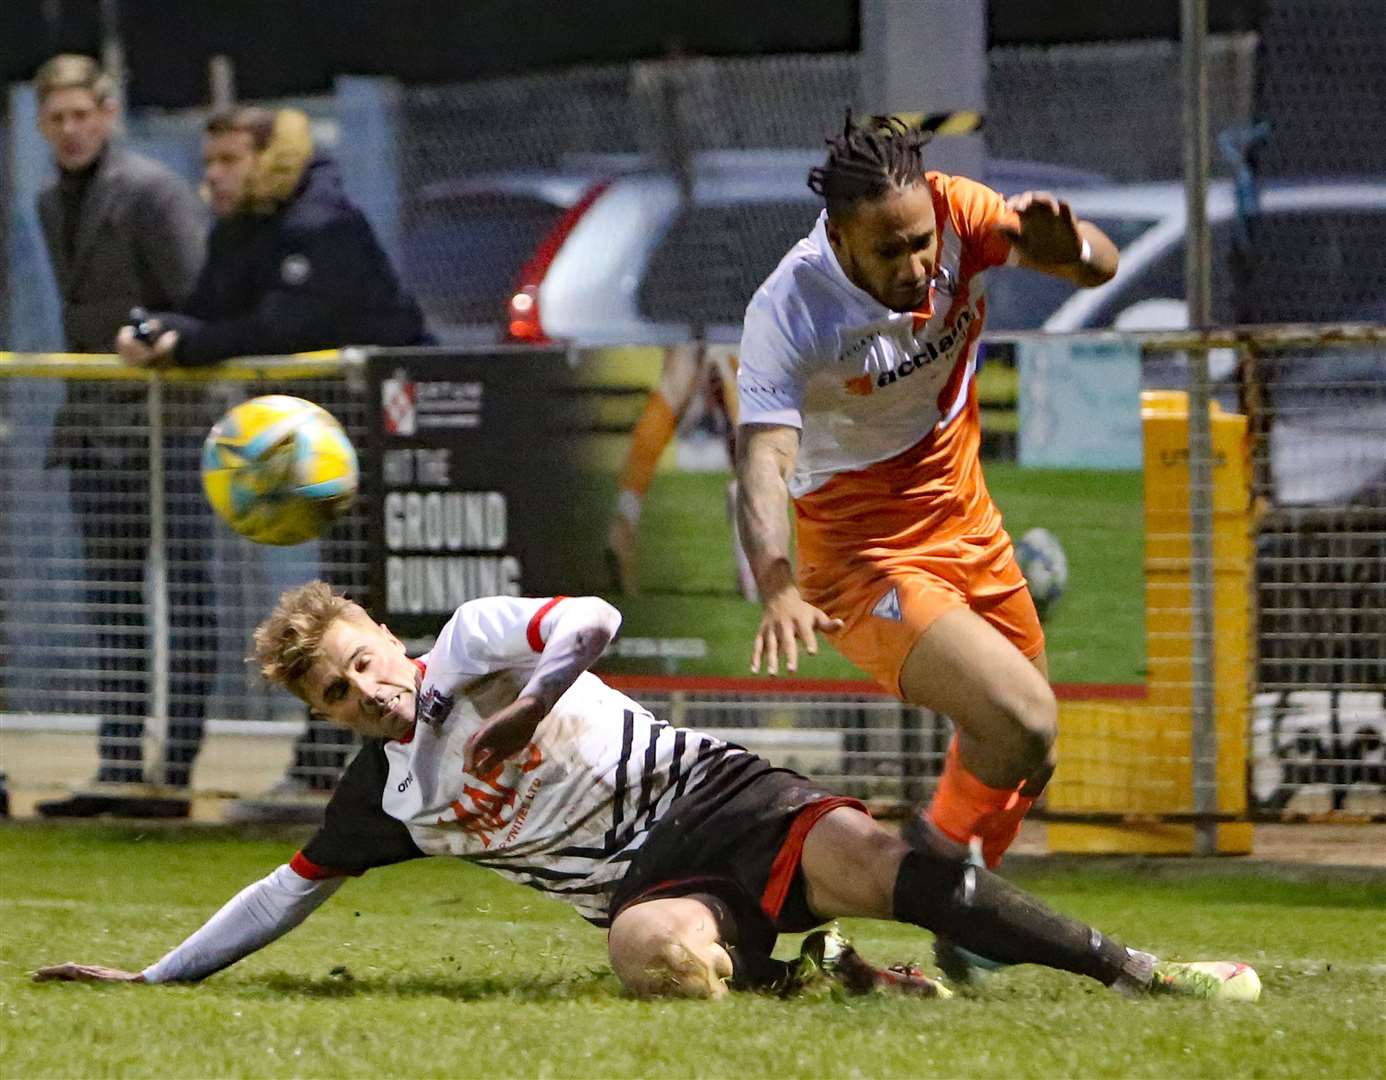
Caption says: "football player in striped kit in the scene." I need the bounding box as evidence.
[34,583,1259,1004]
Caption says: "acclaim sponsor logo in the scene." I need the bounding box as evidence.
[874,306,976,389]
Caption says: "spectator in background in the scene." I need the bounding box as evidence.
[33,54,212,820]
[117,105,431,823]
[117,106,428,366]
[35,54,206,351]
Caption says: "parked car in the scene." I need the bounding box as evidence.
[405,152,1385,342]
[1006,179,1386,504]
[401,158,1386,503]
[401,151,1112,344]
[996,178,1386,332]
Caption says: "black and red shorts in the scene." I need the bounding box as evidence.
[608,752,866,956]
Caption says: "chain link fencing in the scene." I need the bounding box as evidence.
[3,7,1383,831]
[1245,330,1386,815]
[0,358,368,796]
[3,333,1381,822]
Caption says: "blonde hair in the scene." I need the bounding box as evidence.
[252,580,366,696]
[34,54,115,105]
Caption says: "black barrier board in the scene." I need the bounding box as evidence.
[367,349,606,647]
[365,346,865,679]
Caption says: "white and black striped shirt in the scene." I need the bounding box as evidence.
[140,596,749,983]
[298,596,740,925]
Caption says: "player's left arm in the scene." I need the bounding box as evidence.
[461,596,622,773]
[1000,191,1118,288]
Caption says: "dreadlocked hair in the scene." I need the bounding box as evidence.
[807,111,935,218]
[252,580,364,695]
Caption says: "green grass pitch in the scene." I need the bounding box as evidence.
[5,824,1383,1078]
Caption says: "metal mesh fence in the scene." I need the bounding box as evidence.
[395,54,856,342]
[0,356,952,808]
[1245,333,1386,814]
[987,35,1258,184]
[622,688,947,808]
[9,28,1381,350]
[1255,0,1386,181]
[1032,331,1385,829]
[4,20,1384,825]
[1042,343,1255,838]
[0,360,368,792]
[386,28,1383,348]
[3,333,1383,823]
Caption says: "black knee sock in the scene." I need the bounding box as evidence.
[728,949,798,993]
[1020,760,1056,799]
[892,848,1133,985]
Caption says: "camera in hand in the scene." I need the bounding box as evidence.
[127,307,162,346]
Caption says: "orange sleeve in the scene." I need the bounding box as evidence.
[941,173,1017,273]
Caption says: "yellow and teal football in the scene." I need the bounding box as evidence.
[201,395,358,546]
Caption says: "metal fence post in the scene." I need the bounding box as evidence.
[146,374,171,784]
[1183,0,1218,854]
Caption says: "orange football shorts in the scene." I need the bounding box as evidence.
[798,524,1043,696]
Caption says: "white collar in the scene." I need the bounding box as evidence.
[809,211,941,374]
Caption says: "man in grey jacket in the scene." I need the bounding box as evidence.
[34,55,213,819]
[35,55,206,351]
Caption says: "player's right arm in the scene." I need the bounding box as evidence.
[447,595,623,773]
[735,288,844,674]
[33,863,345,984]
[735,423,840,674]
[34,746,424,985]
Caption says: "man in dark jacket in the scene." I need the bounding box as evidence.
[118,105,430,822]
[119,106,427,367]
[33,54,211,820]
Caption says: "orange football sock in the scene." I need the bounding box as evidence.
[926,737,1033,868]
[617,391,678,500]
[976,790,1036,869]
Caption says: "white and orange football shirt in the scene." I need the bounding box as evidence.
[738,171,1012,495]
[737,173,1042,690]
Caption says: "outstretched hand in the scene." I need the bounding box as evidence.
[999,191,1083,266]
[751,587,844,675]
[464,696,546,775]
[33,962,145,983]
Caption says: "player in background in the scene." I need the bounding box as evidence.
[605,341,756,600]
[734,115,1119,909]
[35,584,1258,1005]
[604,49,757,603]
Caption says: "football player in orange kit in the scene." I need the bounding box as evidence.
[734,115,1118,974]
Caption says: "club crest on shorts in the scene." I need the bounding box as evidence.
[871,587,902,622]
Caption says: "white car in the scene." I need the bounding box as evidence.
[995,178,1386,332]
[402,159,1385,503]
[404,153,1386,343]
[990,178,1386,506]
[403,151,1113,344]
